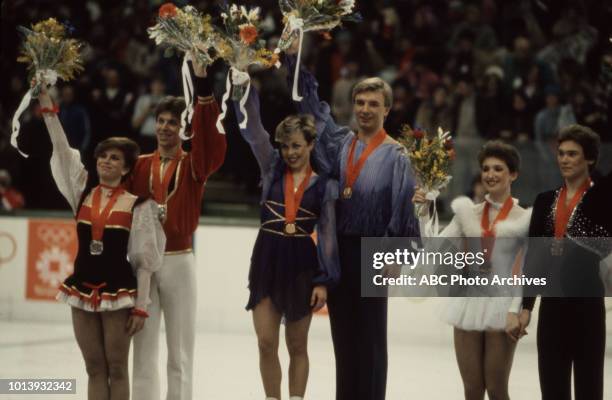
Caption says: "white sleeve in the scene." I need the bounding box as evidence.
[43,113,88,214]
[128,200,166,310]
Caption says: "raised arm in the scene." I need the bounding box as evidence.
[189,65,227,183]
[284,54,351,176]
[233,86,275,178]
[39,88,88,215]
[314,179,341,287]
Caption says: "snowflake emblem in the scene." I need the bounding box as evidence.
[36,246,73,287]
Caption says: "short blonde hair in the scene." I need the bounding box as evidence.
[352,77,393,108]
[274,114,317,144]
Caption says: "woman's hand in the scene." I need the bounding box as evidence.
[505,312,521,342]
[310,285,327,313]
[126,314,146,336]
[412,186,430,216]
[32,78,54,108]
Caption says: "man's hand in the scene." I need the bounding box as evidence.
[505,312,521,342]
[518,309,531,339]
[126,315,146,336]
[310,285,327,312]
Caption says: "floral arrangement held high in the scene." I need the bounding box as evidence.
[12,18,84,157]
[276,0,360,101]
[213,4,281,132]
[148,2,218,139]
[148,3,217,67]
[398,125,455,234]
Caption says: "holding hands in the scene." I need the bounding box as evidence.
[310,285,327,313]
[505,309,531,342]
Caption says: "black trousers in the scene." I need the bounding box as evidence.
[327,236,388,400]
[537,297,606,400]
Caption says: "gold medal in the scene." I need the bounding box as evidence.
[284,222,296,235]
[342,186,352,200]
[89,240,104,256]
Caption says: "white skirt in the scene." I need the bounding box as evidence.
[440,297,513,331]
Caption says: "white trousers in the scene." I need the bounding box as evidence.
[132,252,197,400]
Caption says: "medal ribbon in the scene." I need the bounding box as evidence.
[554,178,591,238]
[284,166,313,225]
[151,149,182,204]
[344,128,387,192]
[91,185,124,242]
[481,196,514,260]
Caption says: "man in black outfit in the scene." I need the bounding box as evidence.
[519,124,608,400]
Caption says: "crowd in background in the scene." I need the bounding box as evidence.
[1,0,611,214]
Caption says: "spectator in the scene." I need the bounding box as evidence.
[414,84,453,134]
[386,80,421,138]
[0,169,24,211]
[476,65,505,139]
[132,77,166,153]
[331,61,360,126]
[502,90,534,142]
[89,67,134,145]
[58,84,91,156]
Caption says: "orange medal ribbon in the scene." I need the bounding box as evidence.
[151,149,182,204]
[90,185,124,255]
[480,196,514,262]
[554,178,591,238]
[283,166,313,235]
[342,128,387,199]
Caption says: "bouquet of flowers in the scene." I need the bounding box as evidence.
[277,0,359,50]
[13,18,84,157]
[214,4,280,132]
[399,125,454,234]
[148,2,218,139]
[276,0,360,100]
[147,2,217,68]
[16,18,83,96]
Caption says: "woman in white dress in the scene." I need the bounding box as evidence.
[413,140,531,400]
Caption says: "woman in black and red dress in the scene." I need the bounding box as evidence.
[38,84,165,400]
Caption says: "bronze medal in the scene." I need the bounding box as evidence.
[342,186,352,200]
[284,222,296,235]
[89,240,104,256]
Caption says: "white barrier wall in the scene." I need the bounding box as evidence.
[1,215,611,343]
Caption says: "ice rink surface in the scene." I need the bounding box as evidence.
[1,309,610,400]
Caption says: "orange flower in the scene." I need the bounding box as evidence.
[413,129,425,139]
[159,3,177,18]
[448,149,456,160]
[239,25,258,45]
[320,31,333,41]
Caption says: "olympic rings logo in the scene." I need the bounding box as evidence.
[36,225,75,247]
[0,232,17,265]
